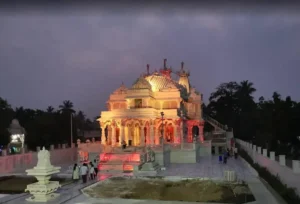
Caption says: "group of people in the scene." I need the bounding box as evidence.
[218,147,238,164]
[72,159,98,183]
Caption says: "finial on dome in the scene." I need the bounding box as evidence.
[146,64,150,75]
[164,59,167,69]
[181,61,184,70]
[121,81,124,85]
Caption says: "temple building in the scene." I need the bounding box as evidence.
[99,59,205,146]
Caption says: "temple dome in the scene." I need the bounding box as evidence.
[131,77,152,90]
[145,74,179,91]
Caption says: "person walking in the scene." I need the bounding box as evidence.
[218,154,223,164]
[72,163,80,181]
[234,147,238,159]
[223,150,227,164]
[93,159,98,178]
[80,163,88,183]
[89,164,95,180]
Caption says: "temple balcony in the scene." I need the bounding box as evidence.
[101,108,179,120]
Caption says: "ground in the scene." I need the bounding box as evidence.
[0,156,283,204]
[83,176,255,203]
[0,176,72,194]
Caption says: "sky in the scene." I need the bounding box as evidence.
[0,6,300,118]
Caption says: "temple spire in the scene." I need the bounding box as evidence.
[163,59,167,69]
[181,62,184,70]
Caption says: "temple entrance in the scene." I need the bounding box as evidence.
[144,126,147,144]
[116,127,120,143]
[192,126,199,140]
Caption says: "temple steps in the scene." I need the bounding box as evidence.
[98,152,143,173]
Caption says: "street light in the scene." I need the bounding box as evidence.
[180,110,184,149]
[160,112,164,146]
[70,113,73,146]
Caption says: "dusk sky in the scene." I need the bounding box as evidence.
[0,7,300,118]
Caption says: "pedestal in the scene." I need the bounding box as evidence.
[25,181,61,202]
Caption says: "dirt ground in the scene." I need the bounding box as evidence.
[84,177,255,203]
[0,176,72,194]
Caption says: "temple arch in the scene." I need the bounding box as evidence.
[192,125,199,140]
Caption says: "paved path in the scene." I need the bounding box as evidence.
[157,156,253,181]
[1,156,282,204]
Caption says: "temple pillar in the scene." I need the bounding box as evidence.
[101,126,106,145]
[155,127,160,145]
[198,125,204,142]
[119,125,124,145]
[141,126,145,146]
[174,124,178,143]
[111,126,116,146]
[150,125,154,146]
[187,124,193,143]
[180,122,184,149]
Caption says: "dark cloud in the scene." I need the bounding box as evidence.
[0,12,299,118]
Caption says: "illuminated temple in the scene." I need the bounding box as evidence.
[99,59,205,147]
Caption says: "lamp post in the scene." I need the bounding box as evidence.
[70,113,73,146]
[180,110,184,149]
[160,112,164,148]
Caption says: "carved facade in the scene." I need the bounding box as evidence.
[100,59,205,146]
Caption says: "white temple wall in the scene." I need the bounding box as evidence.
[237,139,300,196]
[0,145,77,174]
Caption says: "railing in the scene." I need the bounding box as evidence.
[202,114,227,132]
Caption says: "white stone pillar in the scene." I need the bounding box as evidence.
[50,145,55,151]
[62,144,66,149]
[119,125,124,145]
[140,126,145,146]
[150,125,154,146]
[270,151,275,161]
[36,146,41,152]
[111,126,116,146]
[263,149,267,157]
[253,145,256,151]
[279,155,286,166]
[292,160,300,174]
[101,127,106,145]
[257,146,261,154]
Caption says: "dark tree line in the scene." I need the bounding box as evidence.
[204,80,300,159]
[0,99,98,150]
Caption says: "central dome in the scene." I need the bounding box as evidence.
[131,76,152,90]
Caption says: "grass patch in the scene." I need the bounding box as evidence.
[0,176,72,194]
[236,143,300,204]
[84,177,255,203]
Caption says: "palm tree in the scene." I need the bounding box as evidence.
[46,106,54,113]
[237,80,256,100]
[0,97,12,110]
[59,100,75,114]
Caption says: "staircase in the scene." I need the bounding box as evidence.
[202,114,228,133]
[98,152,142,174]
